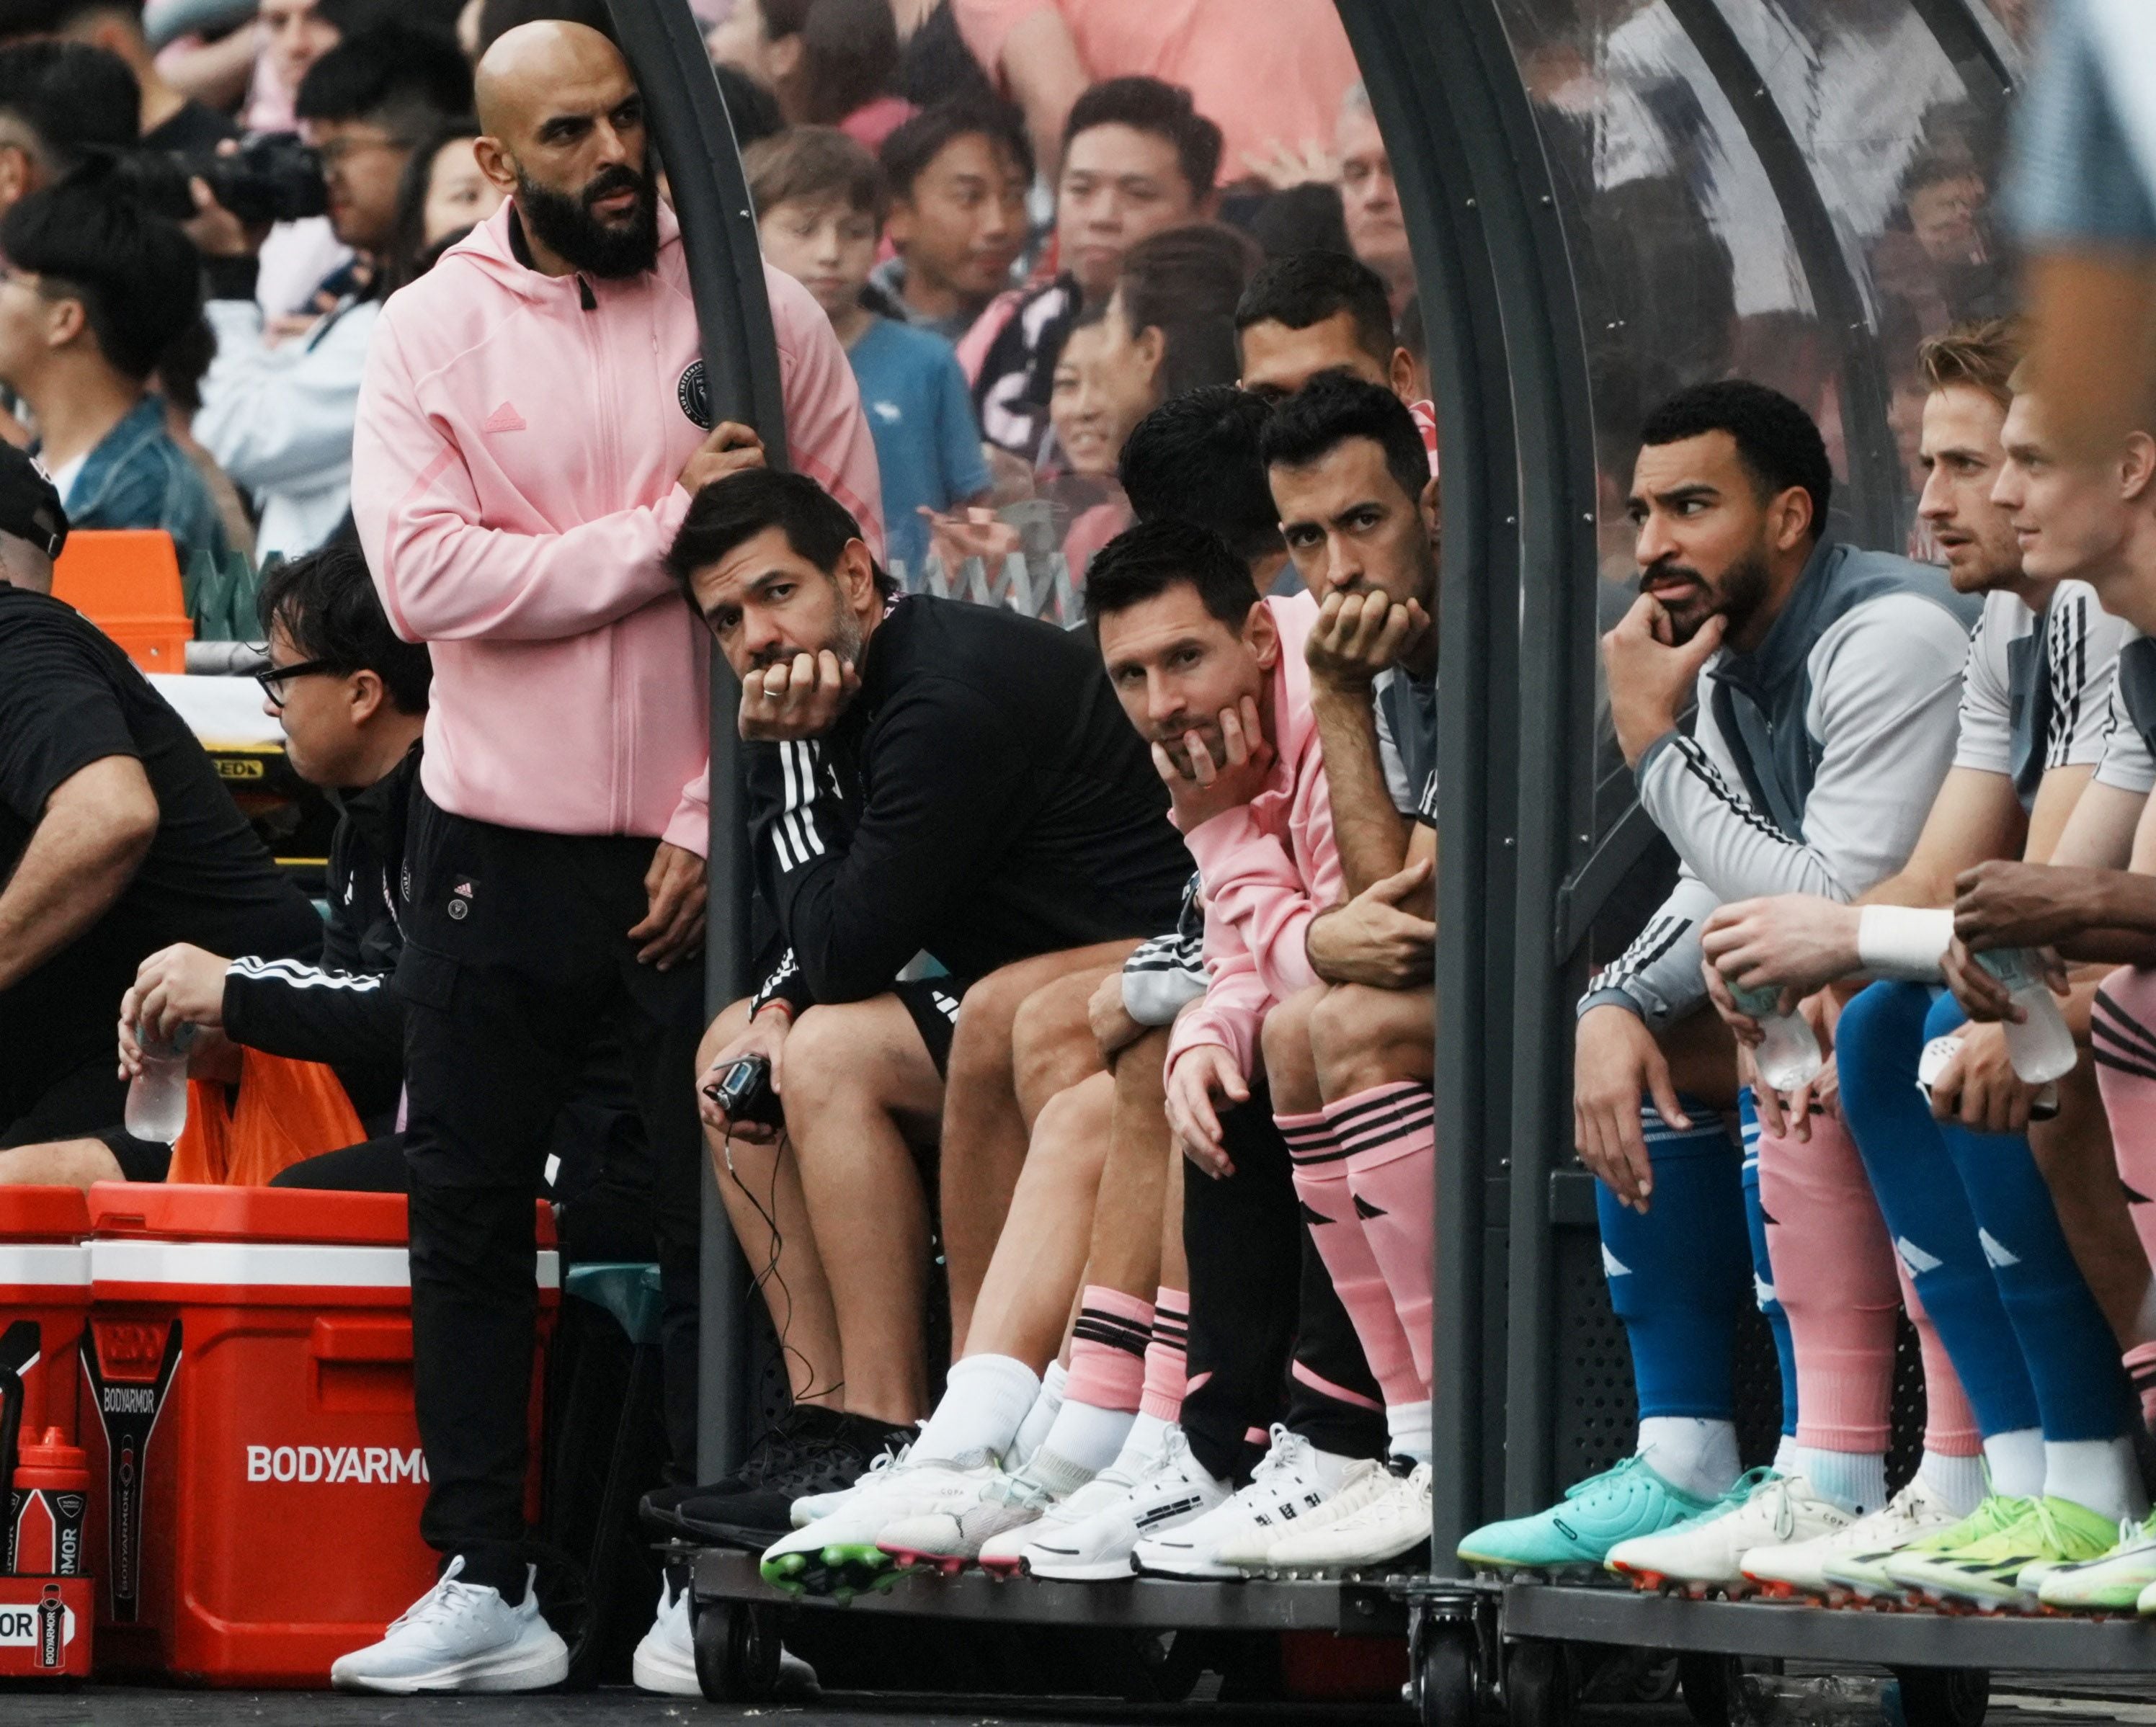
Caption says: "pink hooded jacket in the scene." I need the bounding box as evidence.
[352,199,883,857]
[1167,592,1343,1081]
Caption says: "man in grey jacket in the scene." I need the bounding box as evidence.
[1458,380,1978,1575]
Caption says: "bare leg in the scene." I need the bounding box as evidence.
[1160,1129,1188,1290]
[700,1001,844,1406]
[1260,983,1327,1114]
[1666,1005,1741,1110]
[1081,1026,1172,1300]
[963,1071,1115,1365]
[2030,1060,2156,1348]
[940,942,1133,1350]
[783,997,947,1424]
[0,1140,122,1190]
[1309,983,1435,1098]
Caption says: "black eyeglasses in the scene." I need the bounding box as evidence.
[255,656,341,710]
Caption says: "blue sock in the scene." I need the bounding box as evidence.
[1923,993,2135,1442]
[1835,981,2041,1437]
[1739,1094,1799,1440]
[1596,1097,1750,1419]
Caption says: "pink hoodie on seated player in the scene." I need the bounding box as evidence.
[351,198,883,857]
[1162,592,1428,1411]
[1166,591,1338,1079]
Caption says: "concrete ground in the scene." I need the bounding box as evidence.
[4,1674,2155,1726]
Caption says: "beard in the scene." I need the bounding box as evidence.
[1645,545,1773,646]
[516,161,659,279]
[747,592,867,674]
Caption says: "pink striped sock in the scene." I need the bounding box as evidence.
[2094,968,2156,1268]
[1329,1082,1438,1390]
[1278,1110,1424,1409]
[2125,1342,2156,1434]
[1139,1287,1188,1421]
[1064,1285,1151,1414]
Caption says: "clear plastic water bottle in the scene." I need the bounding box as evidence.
[1973,948,2078,1084]
[123,1024,196,1144]
[1730,983,1823,1092]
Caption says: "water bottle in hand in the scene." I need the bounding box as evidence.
[1730,983,1824,1092]
[1973,948,2077,1084]
[123,1024,197,1144]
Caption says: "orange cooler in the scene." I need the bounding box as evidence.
[79,1184,558,1684]
[0,1189,91,1446]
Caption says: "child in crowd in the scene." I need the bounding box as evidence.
[747,125,992,579]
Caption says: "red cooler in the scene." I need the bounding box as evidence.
[80,1183,558,1684]
[0,1190,90,1449]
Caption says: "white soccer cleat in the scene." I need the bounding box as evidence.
[761,1452,996,1596]
[876,1452,1090,1573]
[629,1578,699,1697]
[1013,1427,1227,1581]
[1744,1473,1964,1601]
[1260,1462,1433,1578]
[1132,1425,1350,1580]
[1607,1472,1853,1597]
[330,1559,569,1694]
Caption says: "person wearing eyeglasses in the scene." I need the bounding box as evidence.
[102,540,430,1171]
[192,22,470,562]
[0,443,321,1180]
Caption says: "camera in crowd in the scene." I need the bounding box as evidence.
[120,134,329,228]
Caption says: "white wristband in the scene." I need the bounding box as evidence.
[1856,905,1955,981]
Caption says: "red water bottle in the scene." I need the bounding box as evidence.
[9,1430,89,1576]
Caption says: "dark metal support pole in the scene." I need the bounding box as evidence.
[602,0,788,1481]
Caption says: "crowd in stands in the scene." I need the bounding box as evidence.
[14,0,2156,1708]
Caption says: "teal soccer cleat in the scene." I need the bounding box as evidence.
[1456,1454,1719,1577]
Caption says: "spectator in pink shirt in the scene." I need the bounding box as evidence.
[951,0,1359,187]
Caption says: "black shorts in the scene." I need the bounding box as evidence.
[892,975,971,1076]
[0,1053,171,1182]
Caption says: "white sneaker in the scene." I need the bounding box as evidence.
[1213,1456,1392,1569]
[1014,1426,1227,1581]
[1132,1425,1349,1580]
[1607,1472,1853,1597]
[790,1442,909,1527]
[876,1451,1090,1572]
[330,1559,569,1694]
[1742,1474,1964,1601]
[630,1578,698,1697]
[1262,1462,1433,1578]
[760,1452,996,1594]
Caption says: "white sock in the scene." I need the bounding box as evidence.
[1115,1411,1172,1468]
[1387,1400,1433,1465]
[1636,1416,1740,1500]
[1010,1360,1066,1465]
[1787,1446,1887,1516]
[1916,1448,1986,1517]
[1771,1433,1799,1475]
[1983,1427,2044,1499]
[912,1354,1040,1464]
[2044,1437,2149,1525]
[1036,1394,1134,1473]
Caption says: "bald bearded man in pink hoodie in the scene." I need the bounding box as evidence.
[341,21,880,1696]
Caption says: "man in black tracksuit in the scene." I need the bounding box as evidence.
[67,543,427,1186]
[677,468,1190,1502]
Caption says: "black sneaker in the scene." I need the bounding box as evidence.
[673,1414,912,1550]
[640,1404,851,1535]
